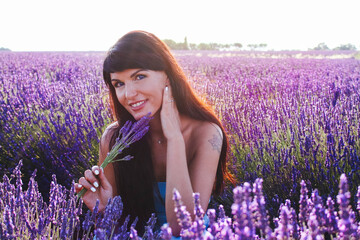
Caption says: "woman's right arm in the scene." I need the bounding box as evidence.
[74,123,118,212]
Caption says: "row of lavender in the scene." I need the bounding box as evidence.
[178,54,360,216]
[0,52,111,199]
[1,161,360,239]
[1,51,360,222]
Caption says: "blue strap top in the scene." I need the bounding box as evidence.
[154,182,167,226]
[153,182,209,228]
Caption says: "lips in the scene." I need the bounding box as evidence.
[129,100,147,111]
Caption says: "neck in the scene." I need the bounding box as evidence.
[149,112,163,135]
[147,112,165,144]
[147,112,187,144]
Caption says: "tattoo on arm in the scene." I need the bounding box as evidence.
[208,134,222,153]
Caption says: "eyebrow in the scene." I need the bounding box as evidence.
[130,69,147,78]
[111,69,147,82]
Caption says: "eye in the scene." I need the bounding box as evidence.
[135,74,146,80]
[112,81,124,88]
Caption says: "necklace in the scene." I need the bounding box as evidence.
[150,134,165,144]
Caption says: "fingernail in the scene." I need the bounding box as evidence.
[165,86,168,91]
[94,169,99,175]
[93,182,99,188]
[78,184,82,188]
[91,187,96,193]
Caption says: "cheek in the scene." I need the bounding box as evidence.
[156,89,164,104]
[115,90,126,105]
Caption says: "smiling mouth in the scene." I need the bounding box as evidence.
[129,100,147,109]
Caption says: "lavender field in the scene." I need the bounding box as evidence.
[1,51,360,239]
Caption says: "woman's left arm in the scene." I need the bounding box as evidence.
[161,86,222,236]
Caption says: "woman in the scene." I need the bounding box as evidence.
[75,30,232,237]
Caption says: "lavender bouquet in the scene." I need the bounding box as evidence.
[77,114,151,199]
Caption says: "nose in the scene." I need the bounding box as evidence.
[125,84,137,99]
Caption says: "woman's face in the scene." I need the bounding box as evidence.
[110,69,168,120]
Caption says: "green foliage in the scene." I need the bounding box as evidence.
[334,43,357,51]
[247,43,267,50]
[0,47,11,51]
[163,38,244,51]
[311,42,357,51]
[312,42,330,50]
[163,39,189,50]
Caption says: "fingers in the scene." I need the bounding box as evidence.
[92,165,101,176]
[76,166,100,193]
[75,165,111,194]
[85,169,99,189]
[74,183,83,193]
[78,176,97,193]
[163,85,174,105]
[96,166,112,189]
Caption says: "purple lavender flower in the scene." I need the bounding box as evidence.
[3,206,16,239]
[307,208,326,240]
[220,225,234,240]
[143,213,156,240]
[91,199,100,224]
[25,170,38,203]
[60,213,68,240]
[332,88,340,107]
[188,192,206,239]
[130,226,140,240]
[337,174,357,238]
[357,186,360,216]
[299,180,309,229]
[203,231,215,240]
[310,189,326,233]
[131,217,139,230]
[82,210,92,234]
[274,205,292,239]
[191,218,206,239]
[232,183,255,239]
[193,192,204,220]
[117,215,131,239]
[118,120,133,140]
[215,203,233,237]
[290,208,300,239]
[94,228,108,240]
[10,159,23,189]
[304,135,312,153]
[251,178,272,238]
[173,188,192,232]
[160,224,173,240]
[207,209,219,237]
[99,195,123,235]
[218,204,226,221]
[37,210,47,235]
[325,197,338,234]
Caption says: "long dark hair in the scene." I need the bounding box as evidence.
[102,30,233,230]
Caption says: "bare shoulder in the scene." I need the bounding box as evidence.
[99,122,119,194]
[190,120,223,154]
[99,122,119,161]
[101,122,119,143]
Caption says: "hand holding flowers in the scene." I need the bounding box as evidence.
[75,114,151,209]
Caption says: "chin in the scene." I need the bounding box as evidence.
[132,111,154,121]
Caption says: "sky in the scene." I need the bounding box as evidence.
[0,0,359,51]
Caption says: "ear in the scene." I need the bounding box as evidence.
[164,76,170,87]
